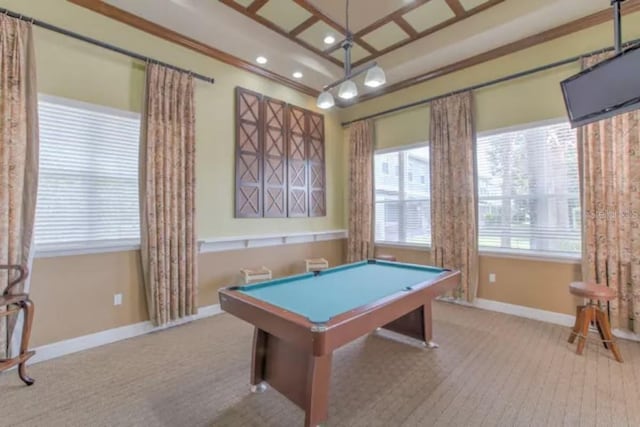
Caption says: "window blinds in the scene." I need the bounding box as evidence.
[476,121,581,256]
[374,146,431,246]
[35,95,141,252]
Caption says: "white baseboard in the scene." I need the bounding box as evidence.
[469,298,640,342]
[612,328,640,342]
[30,304,222,365]
[26,297,640,367]
[472,298,575,327]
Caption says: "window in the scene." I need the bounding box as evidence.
[35,95,141,253]
[375,146,431,246]
[476,121,580,256]
[382,162,389,174]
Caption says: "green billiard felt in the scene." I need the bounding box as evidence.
[238,261,446,323]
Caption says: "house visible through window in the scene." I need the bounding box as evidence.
[476,120,580,256]
[35,95,141,253]
[374,146,431,246]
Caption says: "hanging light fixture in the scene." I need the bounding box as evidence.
[316,0,386,109]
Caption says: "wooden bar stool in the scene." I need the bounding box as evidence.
[0,264,35,385]
[568,281,623,362]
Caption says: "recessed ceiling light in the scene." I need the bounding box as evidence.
[256,56,267,64]
[292,71,303,79]
[323,35,335,45]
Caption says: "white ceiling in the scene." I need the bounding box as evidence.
[305,0,412,32]
[104,0,610,103]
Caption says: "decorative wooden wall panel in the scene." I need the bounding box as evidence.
[234,87,325,218]
[287,106,309,217]
[262,97,287,217]
[308,112,326,217]
[235,88,263,218]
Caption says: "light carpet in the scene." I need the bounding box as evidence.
[1,302,639,426]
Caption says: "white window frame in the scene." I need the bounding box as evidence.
[35,94,142,258]
[476,117,582,262]
[374,142,431,249]
[371,120,582,263]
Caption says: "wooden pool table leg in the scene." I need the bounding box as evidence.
[422,302,439,349]
[380,302,439,348]
[304,353,332,427]
[249,328,332,426]
[250,328,268,393]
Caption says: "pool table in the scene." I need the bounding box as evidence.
[218,259,460,427]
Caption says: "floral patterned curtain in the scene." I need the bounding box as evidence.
[579,53,640,332]
[0,15,39,358]
[347,120,374,263]
[140,64,197,326]
[430,91,478,301]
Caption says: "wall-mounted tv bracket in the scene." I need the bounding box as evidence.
[611,0,627,53]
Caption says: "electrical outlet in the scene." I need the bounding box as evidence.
[113,293,123,306]
[489,273,496,283]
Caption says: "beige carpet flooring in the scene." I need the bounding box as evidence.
[1,302,640,427]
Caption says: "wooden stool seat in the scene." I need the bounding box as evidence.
[568,281,622,363]
[569,281,616,301]
[375,254,396,262]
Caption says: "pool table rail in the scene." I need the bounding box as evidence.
[219,289,321,353]
[219,267,460,355]
[218,262,461,427]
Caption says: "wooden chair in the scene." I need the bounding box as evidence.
[0,264,35,385]
[241,266,273,284]
[375,254,397,262]
[568,281,622,362]
[305,258,329,272]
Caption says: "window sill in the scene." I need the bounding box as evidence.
[35,240,141,258]
[479,249,581,264]
[375,241,431,251]
[374,242,581,264]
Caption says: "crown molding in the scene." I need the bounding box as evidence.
[67,0,640,109]
[354,0,640,103]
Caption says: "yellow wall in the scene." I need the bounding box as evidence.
[351,14,640,315]
[3,0,629,347]
[375,106,429,150]
[0,0,349,346]
[373,247,581,315]
[343,11,640,148]
[30,239,346,347]
[1,0,346,238]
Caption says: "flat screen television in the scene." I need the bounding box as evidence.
[561,42,640,127]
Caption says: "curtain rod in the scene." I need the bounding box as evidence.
[341,37,640,127]
[0,7,215,84]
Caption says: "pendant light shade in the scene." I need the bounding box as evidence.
[338,80,358,100]
[316,91,335,109]
[364,65,386,88]
[314,0,386,108]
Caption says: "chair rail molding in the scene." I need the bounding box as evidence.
[198,229,347,253]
